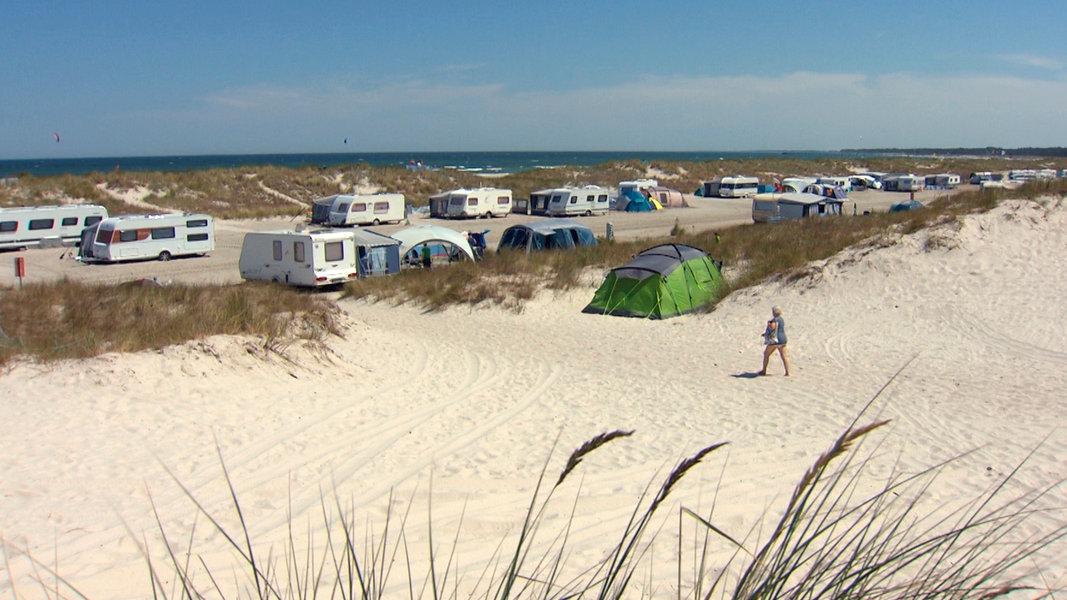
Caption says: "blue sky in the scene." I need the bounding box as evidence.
[3,0,1065,159]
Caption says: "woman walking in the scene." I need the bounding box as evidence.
[759,306,790,376]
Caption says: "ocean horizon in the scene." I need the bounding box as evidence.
[1,150,874,179]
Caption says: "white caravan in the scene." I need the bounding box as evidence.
[0,204,107,250]
[327,193,406,226]
[443,187,513,218]
[545,185,611,217]
[239,229,357,287]
[718,176,760,198]
[80,213,214,262]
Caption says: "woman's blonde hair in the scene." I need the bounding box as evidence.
[772,306,782,316]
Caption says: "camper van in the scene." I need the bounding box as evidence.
[442,187,513,218]
[882,174,924,192]
[545,185,611,217]
[717,176,760,198]
[0,204,107,250]
[80,213,214,262]
[239,229,358,287]
[327,193,406,226]
[752,193,843,224]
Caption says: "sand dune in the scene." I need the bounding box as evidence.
[1,196,1065,597]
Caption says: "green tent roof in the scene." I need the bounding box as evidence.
[582,244,725,319]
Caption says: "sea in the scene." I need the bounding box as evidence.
[0,150,869,179]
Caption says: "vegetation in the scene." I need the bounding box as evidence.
[3,156,1064,219]
[0,281,340,365]
[345,178,1067,311]
[106,401,1066,598]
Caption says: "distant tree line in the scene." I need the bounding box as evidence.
[840,147,1067,158]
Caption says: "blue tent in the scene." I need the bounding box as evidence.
[621,188,652,212]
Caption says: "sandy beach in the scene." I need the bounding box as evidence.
[1,190,1066,597]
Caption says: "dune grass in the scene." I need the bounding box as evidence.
[345,178,1067,312]
[0,280,340,365]
[110,382,1067,599]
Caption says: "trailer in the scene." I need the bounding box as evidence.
[0,204,107,250]
[545,185,611,217]
[442,187,513,218]
[717,176,760,198]
[79,213,214,262]
[239,229,358,287]
[327,193,406,226]
[752,193,843,224]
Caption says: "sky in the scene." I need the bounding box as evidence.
[3,0,1066,159]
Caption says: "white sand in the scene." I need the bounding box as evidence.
[2,196,1066,597]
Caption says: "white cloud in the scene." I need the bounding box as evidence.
[119,71,1067,153]
[995,53,1065,71]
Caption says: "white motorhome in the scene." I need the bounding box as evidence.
[0,204,107,250]
[80,213,214,262]
[239,229,357,287]
[545,185,611,217]
[780,177,818,193]
[327,193,406,226]
[717,176,760,198]
[443,187,513,218]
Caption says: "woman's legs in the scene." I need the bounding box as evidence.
[760,345,790,375]
[778,345,791,376]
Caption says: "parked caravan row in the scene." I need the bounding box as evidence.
[751,193,844,224]
[0,204,107,250]
[79,213,215,263]
[435,187,513,219]
[310,193,407,226]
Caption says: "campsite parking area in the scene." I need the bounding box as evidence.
[0,188,949,289]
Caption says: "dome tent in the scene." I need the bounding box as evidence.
[582,243,726,319]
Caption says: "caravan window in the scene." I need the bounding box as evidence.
[467,197,478,206]
[85,216,103,226]
[598,195,608,203]
[293,241,306,263]
[324,241,344,261]
[29,219,54,231]
[449,197,465,206]
[0,221,16,232]
[349,202,367,212]
[586,195,595,203]
[62,217,79,226]
[497,196,509,205]
[96,228,112,244]
[337,202,351,214]
[569,195,577,204]
[151,227,176,239]
[187,219,208,228]
[373,202,390,214]
[188,233,209,242]
[118,229,139,242]
[273,240,283,261]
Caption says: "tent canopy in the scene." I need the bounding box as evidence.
[582,243,726,319]
[391,225,474,261]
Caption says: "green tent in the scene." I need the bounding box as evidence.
[582,243,726,319]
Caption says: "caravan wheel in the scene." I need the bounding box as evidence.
[158,251,172,261]
[372,218,381,226]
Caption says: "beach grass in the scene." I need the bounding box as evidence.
[121,398,1067,599]
[0,280,340,365]
[3,157,1065,219]
[345,178,1067,311]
